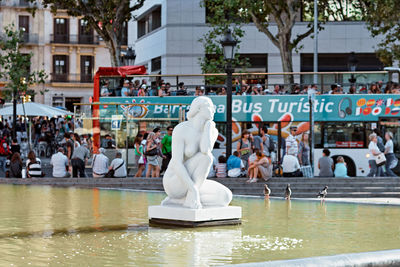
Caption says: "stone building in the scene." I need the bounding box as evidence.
[129,0,386,89]
[0,0,113,111]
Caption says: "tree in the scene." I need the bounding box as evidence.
[199,0,249,86]
[360,0,400,66]
[30,0,145,67]
[203,0,363,86]
[0,25,47,138]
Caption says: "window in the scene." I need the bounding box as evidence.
[137,5,161,38]
[52,55,69,82]
[53,18,69,43]
[238,54,268,71]
[80,55,93,82]
[151,56,161,72]
[300,53,385,91]
[18,16,29,42]
[79,19,94,44]
[315,122,366,148]
[52,95,64,107]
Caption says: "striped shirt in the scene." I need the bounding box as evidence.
[216,163,227,178]
[26,158,42,177]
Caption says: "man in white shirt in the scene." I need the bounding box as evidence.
[282,148,301,177]
[368,133,384,177]
[109,152,127,178]
[92,148,109,178]
[50,147,70,178]
[285,126,298,157]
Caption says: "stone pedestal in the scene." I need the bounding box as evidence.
[148,205,242,227]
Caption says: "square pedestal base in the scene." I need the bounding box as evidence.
[148,205,242,228]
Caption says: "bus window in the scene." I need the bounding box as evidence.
[321,122,366,148]
[314,124,322,148]
[380,118,400,155]
[100,77,124,97]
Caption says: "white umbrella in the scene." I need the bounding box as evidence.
[0,102,73,117]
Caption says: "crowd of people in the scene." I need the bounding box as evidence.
[0,114,397,179]
[100,78,400,97]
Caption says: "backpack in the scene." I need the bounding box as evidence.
[264,135,275,153]
[0,138,10,156]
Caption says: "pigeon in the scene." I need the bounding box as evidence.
[264,184,271,198]
[285,184,291,200]
[317,186,328,200]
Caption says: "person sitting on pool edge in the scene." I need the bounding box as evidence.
[334,156,348,178]
[282,147,302,177]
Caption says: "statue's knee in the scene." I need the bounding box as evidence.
[197,152,213,165]
[219,188,232,206]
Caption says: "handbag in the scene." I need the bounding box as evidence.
[105,160,125,178]
[375,153,386,167]
[138,155,145,164]
[144,147,158,156]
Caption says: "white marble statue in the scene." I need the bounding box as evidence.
[161,96,232,209]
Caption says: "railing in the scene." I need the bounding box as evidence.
[0,0,36,7]
[21,33,39,44]
[18,0,30,6]
[96,71,393,95]
[50,34,100,45]
[50,73,93,83]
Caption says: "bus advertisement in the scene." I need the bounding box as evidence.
[96,94,400,177]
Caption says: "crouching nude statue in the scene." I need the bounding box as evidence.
[161,96,232,209]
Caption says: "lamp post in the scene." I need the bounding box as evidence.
[220,29,237,158]
[348,52,358,84]
[123,47,136,66]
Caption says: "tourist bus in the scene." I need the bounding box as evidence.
[90,68,400,176]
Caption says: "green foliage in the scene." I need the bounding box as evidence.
[200,0,371,85]
[303,0,364,22]
[199,0,249,85]
[0,25,47,101]
[361,0,400,66]
[29,0,145,66]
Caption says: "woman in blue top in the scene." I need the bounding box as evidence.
[334,156,348,177]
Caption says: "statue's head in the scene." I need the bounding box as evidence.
[187,96,215,121]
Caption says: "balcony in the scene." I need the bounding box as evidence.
[21,33,39,44]
[50,73,93,83]
[50,34,100,45]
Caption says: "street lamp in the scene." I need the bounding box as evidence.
[220,29,237,158]
[348,52,358,84]
[123,47,136,66]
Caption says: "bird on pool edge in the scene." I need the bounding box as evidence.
[317,186,328,202]
[285,184,291,200]
[264,184,271,199]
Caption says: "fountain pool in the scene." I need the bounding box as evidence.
[0,185,399,266]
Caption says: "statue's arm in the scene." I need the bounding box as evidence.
[169,126,196,191]
[200,120,218,154]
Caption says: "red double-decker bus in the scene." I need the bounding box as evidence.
[92,66,147,152]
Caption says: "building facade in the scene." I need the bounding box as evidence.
[0,0,112,111]
[130,0,386,89]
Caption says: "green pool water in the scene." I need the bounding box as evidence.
[0,185,399,266]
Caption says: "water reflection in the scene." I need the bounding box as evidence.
[0,185,399,266]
